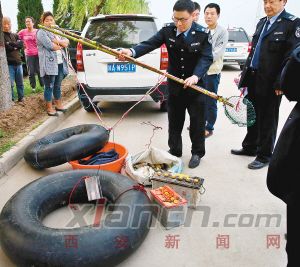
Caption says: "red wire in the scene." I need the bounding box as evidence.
[68,176,89,209]
[63,47,109,129]
[114,184,150,203]
[109,74,167,130]
[68,178,149,210]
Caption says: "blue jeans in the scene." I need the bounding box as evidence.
[43,64,65,102]
[8,65,24,101]
[203,73,221,131]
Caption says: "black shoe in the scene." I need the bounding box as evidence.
[231,148,256,156]
[248,159,269,170]
[168,150,182,157]
[188,154,201,168]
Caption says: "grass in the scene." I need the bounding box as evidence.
[0,129,4,138]
[0,141,17,156]
[0,129,13,156]
[31,121,44,131]
[13,76,44,97]
[2,76,44,156]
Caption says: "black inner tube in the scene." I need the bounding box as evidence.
[24,124,110,169]
[0,170,152,267]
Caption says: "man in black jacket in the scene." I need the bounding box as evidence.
[231,0,300,169]
[118,0,213,168]
[267,44,300,267]
[2,16,24,102]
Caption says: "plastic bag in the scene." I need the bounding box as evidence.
[121,147,183,185]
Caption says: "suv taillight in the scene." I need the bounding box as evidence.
[248,42,252,53]
[160,44,169,70]
[76,42,84,71]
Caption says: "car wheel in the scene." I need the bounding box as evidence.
[160,100,168,112]
[79,97,99,112]
[240,64,245,71]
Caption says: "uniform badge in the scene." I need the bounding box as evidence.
[289,15,296,21]
[295,27,300,38]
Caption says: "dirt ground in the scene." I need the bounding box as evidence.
[0,76,77,154]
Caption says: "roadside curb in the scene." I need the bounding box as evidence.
[0,97,81,178]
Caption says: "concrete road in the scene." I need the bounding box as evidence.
[0,66,294,267]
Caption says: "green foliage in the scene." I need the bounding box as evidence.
[53,0,60,16]
[0,129,4,138]
[13,77,44,97]
[102,0,149,14]
[17,0,44,31]
[55,0,149,30]
[0,141,16,156]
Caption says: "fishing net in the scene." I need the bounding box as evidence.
[224,96,256,127]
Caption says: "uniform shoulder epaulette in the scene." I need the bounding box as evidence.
[195,24,209,34]
[283,12,297,21]
[259,16,267,21]
[163,22,175,28]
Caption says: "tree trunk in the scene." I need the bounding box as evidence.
[93,0,107,16]
[0,1,12,112]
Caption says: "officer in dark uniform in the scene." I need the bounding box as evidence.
[267,44,300,266]
[118,0,213,168]
[231,0,300,169]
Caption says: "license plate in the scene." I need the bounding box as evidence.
[107,63,136,73]
[226,48,237,52]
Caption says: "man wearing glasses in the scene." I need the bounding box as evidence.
[118,0,212,168]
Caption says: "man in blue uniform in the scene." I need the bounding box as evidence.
[231,0,300,169]
[118,0,213,168]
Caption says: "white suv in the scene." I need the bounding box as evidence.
[76,14,168,111]
[223,27,251,70]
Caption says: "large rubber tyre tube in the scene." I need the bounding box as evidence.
[24,124,110,169]
[0,169,152,267]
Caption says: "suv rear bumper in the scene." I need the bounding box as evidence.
[77,83,168,103]
[223,58,247,65]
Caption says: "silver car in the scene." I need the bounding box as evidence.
[223,27,251,70]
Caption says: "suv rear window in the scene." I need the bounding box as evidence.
[85,17,157,49]
[228,30,249,43]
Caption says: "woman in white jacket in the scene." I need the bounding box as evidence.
[37,11,69,116]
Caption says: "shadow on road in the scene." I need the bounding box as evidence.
[222,65,241,72]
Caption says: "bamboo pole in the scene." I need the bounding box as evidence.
[38,24,234,108]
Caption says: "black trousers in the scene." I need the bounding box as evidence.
[167,92,206,157]
[267,104,300,267]
[286,194,300,267]
[26,55,44,89]
[242,77,281,162]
